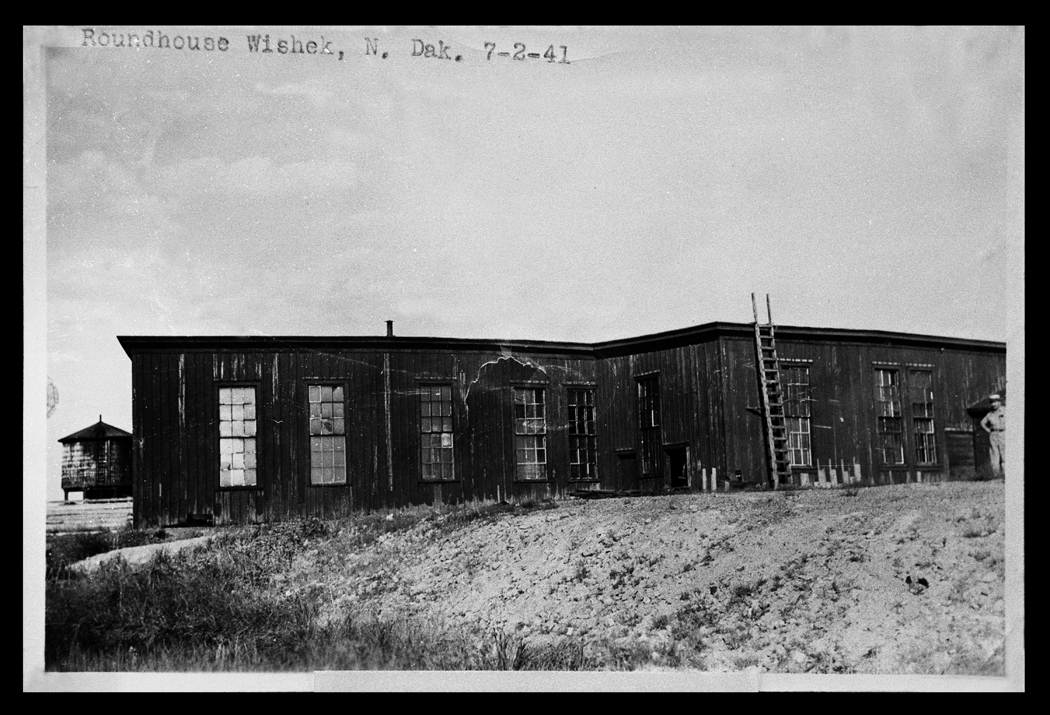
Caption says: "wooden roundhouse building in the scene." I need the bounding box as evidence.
[118,319,1006,528]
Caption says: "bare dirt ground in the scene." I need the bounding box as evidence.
[285,481,1008,674]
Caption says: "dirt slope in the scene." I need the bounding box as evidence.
[285,481,1007,674]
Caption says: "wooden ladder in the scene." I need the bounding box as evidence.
[753,293,792,489]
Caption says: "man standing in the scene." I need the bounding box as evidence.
[980,393,1006,478]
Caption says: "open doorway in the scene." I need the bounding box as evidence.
[666,445,688,489]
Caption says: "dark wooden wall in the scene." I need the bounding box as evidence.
[131,348,598,527]
[593,339,724,493]
[129,334,1006,527]
[717,335,1006,486]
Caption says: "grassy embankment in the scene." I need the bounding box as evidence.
[45,498,594,671]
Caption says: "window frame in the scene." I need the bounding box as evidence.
[567,386,598,482]
[513,384,549,482]
[636,373,662,478]
[781,363,813,468]
[307,382,348,487]
[419,382,456,482]
[216,382,261,490]
[873,366,905,465]
[872,365,940,468]
[907,368,938,466]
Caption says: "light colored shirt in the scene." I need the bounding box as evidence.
[981,406,1006,433]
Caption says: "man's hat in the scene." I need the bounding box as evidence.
[990,393,1002,401]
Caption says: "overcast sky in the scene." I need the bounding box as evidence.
[32,26,1024,501]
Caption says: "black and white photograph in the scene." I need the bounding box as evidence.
[24,25,1024,691]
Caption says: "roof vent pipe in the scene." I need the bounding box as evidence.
[386,320,394,337]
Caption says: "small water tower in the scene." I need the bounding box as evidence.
[58,416,133,501]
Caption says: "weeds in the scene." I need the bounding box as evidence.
[46,545,318,670]
[46,527,200,581]
[571,560,589,583]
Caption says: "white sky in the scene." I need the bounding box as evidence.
[31,26,1024,502]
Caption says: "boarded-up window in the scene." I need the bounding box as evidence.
[638,375,661,477]
[568,388,598,480]
[309,385,346,485]
[219,386,257,487]
[514,386,547,481]
[874,369,904,465]
[420,384,454,481]
[909,370,937,465]
[783,365,812,466]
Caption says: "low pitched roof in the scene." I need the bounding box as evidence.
[117,321,1007,359]
[58,418,132,443]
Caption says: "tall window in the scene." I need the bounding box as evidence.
[568,388,598,480]
[638,375,661,477]
[514,386,547,481]
[420,384,454,481]
[909,370,937,465]
[309,385,346,485]
[874,368,904,465]
[219,386,257,487]
[782,365,812,466]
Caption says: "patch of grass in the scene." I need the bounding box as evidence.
[46,527,198,580]
[46,532,113,578]
[46,547,318,670]
[571,559,589,583]
[734,653,762,669]
[728,578,766,607]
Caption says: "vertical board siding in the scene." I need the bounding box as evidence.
[127,336,1005,526]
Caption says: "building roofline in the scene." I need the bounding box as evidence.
[58,419,133,443]
[117,322,1007,358]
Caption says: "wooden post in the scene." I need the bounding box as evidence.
[852,459,861,485]
[818,465,828,488]
[712,468,718,493]
[801,472,810,487]
[701,467,708,493]
[830,463,839,487]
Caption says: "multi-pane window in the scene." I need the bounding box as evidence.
[514,387,547,481]
[420,384,454,481]
[638,375,661,477]
[219,386,257,487]
[309,385,346,485]
[909,370,937,464]
[874,369,904,465]
[782,365,812,466]
[568,388,598,480]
